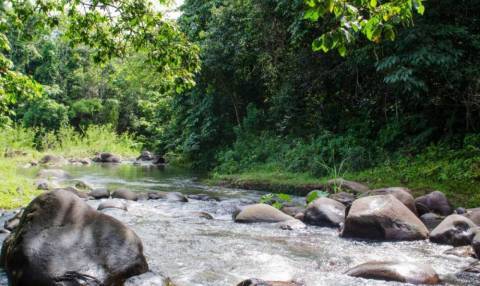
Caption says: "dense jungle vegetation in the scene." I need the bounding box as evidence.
[1,0,480,206]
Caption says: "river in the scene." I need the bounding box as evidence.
[1,164,478,285]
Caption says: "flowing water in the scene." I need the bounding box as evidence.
[1,164,479,286]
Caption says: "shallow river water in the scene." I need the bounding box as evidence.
[2,164,479,285]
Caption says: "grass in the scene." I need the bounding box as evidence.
[0,125,141,209]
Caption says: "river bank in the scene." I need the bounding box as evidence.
[208,164,479,209]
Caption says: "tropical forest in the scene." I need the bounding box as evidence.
[0,0,479,285]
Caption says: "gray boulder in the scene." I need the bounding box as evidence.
[0,190,148,286]
[93,152,122,163]
[234,204,295,223]
[89,188,110,199]
[415,191,452,216]
[345,261,440,284]
[342,195,428,241]
[303,197,345,227]
[112,189,138,201]
[430,214,477,245]
[366,187,417,214]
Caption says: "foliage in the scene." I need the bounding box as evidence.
[259,193,293,209]
[306,190,329,204]
[22,99,68,131]
[304,0,425,55]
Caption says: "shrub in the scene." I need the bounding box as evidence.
[22,99,68,131]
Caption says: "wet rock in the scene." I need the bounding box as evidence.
[430,214,477,246]
[303,197,345,227]
[444,246,476,258]
[54,187,89,199]
[366,187,417,214]
[277,219,306,230]
[463,261,480,273]
[125,272,174,286]
[294,212,305,221]
[187,193,220,201]
[329,192,355,208]
[154,156,166,165]
[39,154,68,166]
[456,207,467,214]
[74,180,94,191]
[234,204,295,223]
[36,168,71,180]
[342,195,428,241]
[68,158,91,165]
[93,152,122,163]
[3,210,23,231]
[35,179,60,190]
[137,151,154,161]
[281,206,305,218]
[112,189,138,201]
[415,191,452,216]
[420,213,444,230]
[464,208,480,225]
[98,200,128,211]
[148,191,188,202]
[472,231,480,259]
[324,178,369,195]
[345,261,440,284]
[192,212,214,220]
[0,190,148,285]
[237,278,303,286]
[89,188,110,199]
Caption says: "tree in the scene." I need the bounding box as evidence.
[304,0,425,55]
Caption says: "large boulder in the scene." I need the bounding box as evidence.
[366,187,417,214]
[345,261,440,284]
[93,152,122,163]
[341,195,428,241]
[112,189,139,201]
[303,197,345,227]
[89,188,110,199]
[324,178,369,195]
[430,214,476,246]
[430,214,477,246]
[415,191,452,216]
[234,204,295,223]
[36,169,70,180]
[0,190,148,286]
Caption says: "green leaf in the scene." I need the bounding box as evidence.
[370,0,377,8]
